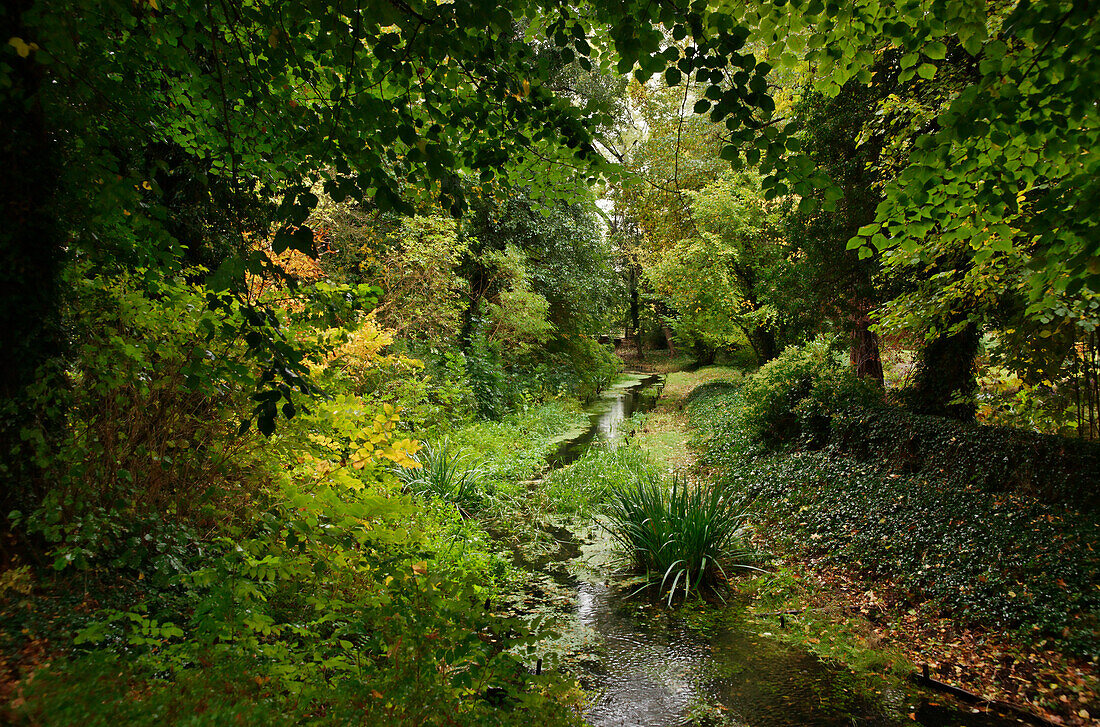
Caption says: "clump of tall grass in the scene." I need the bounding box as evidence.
[542,444,662,514]
[398,438,485,512]
[604,477,759,604]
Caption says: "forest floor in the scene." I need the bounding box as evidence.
[630,360,1098,727]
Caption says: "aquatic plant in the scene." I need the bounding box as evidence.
[398,438,485,511]
[604,476,760,604]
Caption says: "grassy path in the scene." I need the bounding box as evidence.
[630,366,742,474]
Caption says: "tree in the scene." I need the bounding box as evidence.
[648,171,798,363]
[784,77,891,385]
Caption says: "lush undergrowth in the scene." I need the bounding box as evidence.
[686,343,1100,658]
[0,273,593,726]
[604,475,758,604]
[450,401,588,495]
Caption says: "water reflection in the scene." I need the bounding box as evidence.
[550,374,661,467]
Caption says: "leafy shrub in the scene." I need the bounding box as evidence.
[731,336,883,452]
[10,270,269,572]
[604,476,758,605]
[830,407,1100,510]
[5,273,584,725]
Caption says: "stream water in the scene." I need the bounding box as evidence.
[500,373,1026,727]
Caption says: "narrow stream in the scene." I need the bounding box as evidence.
[501,373,1026,727]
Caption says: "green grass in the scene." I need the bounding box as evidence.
[449,400,589,494]
[604,476,760,605]
[398,438,486,511]
[540,443,663,515]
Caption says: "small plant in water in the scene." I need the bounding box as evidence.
[398,438,484,512]
[604,476,760,605]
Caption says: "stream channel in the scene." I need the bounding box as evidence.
[493,373,1029,727]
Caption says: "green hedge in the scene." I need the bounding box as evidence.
[830,408,1100,511]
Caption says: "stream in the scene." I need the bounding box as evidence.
[498,373,1026,727]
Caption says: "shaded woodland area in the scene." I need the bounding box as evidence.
[1,0,1097,725]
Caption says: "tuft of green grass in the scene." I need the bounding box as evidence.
[398,438,485,511]
[604,476,760,605]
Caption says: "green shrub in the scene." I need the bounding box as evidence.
[731,336,883,453]
[10,270,267,573]
[604,476,759,605]
[830,407,1100,510]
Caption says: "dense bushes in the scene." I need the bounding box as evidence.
[465,324,621,419]
[688,337,881,461]
[689,337,1100,508]
[685,349,1100,656]
[830,408,1100,510]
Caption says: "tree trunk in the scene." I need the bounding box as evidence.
[628,260,642,360]
[849,307,884,387]
[662,326,677,356]
[908,321,980,421]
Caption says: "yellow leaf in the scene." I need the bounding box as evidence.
[411,561,427,576]
[8,37,33,58]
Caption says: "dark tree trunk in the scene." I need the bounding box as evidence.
[849,307,884,387]
[908,322,980,421]
[628,260,641,360]
[751,327,778,364]
[662,326,677,356]
[1,1,68,539]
